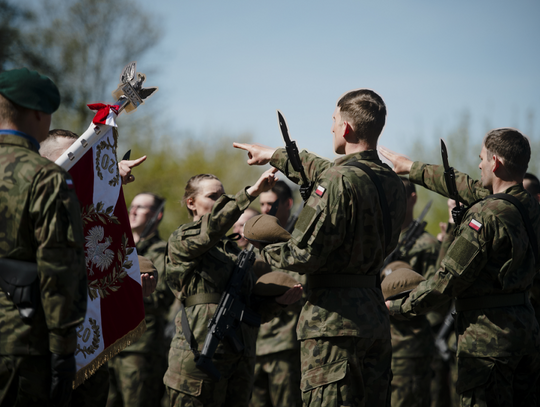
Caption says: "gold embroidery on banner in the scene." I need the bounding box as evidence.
[88,234,134,301]
[94,130,120,186]
[81,202,120,226]
[75,318,101,358]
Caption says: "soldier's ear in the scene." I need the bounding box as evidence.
[343,122,351,137]
[186,197,196,211]
[492,155,502,172]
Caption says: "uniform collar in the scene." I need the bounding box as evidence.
[0,129,40,152]
[334,149,381,166]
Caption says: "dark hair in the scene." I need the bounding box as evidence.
[484,128,530,178]
[524,173,540,196]
[271,180,293,203]
[136,192,165,214]
[400,177,416,197]
[48,128,79,139]
[337,89,387,142]
[182,174,221,217]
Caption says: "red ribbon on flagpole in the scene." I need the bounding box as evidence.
[87,103,120,125]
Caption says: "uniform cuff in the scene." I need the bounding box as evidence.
[237,187,256,212]
[409,161,426,185]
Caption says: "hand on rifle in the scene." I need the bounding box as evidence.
[119,155,147,184]
[378,146,413,175]
[275,284,303,305]
[233,142,276,166]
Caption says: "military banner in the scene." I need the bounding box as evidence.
[60,106,145,388]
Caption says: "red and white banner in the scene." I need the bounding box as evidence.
[64,109,145,387]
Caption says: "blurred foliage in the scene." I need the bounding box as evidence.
[407,110,540,239]
[118,121,265,240]
[3,0,161,134]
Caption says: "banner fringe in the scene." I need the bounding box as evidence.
[73,318,146,389]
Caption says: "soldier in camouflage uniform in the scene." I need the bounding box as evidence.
[234,89,407,406]
[383,177,439,407]
[251,181,305,407]
[164,171,303,407]
[382,128,540,406]
[107,193,175,407]
[0,68,87,406]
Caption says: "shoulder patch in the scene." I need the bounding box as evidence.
[315,185,326,197]
[65,178,75,189]
[468,219,482,232]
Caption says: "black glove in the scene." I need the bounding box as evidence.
[50,353,76,406]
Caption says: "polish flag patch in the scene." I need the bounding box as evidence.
[469,219,483,232]
[66,179,75,189]
[316,185,326,197]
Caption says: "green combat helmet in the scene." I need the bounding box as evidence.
[381,267,425,301]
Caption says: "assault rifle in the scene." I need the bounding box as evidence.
[277,110,314,202]
[434,305,457,361]
[382,200,432,269]
[139,198,166,241]
[440,139,467,224]
[195,200,280,380]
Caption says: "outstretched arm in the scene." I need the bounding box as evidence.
[378,146,413,174]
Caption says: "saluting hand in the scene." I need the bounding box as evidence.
[233,142,276,166]
[247,167,279,197]
[119,155,147,184]
[378,146,413,175]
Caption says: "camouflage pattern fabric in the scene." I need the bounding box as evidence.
[300,337,392,407]
[251,251,305,407]
[164,188,282,405]
[260,148,406,406]
[107,232,174,406]
[70,361,109,407]
[0,132,87,404]
[390,356,432,407]
[390,227,438,406]
[389,162,540,403]
[250,349,302,407]
[165,348,255,407]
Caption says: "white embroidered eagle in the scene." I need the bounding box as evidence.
[85,226,114,275]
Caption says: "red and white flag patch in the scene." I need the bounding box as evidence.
[315,185,326,197]
[469,219,482,232]
[66,179,75,189]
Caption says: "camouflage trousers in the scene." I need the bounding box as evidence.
[0,354,52,406]
[164,347,256,407]
[456,354,540,407]
[300,336,392,407]
[250,349,302,407]
[430,353,458,407]
[107,351,167,407]
[390,356,432,407]
[70,362,109,407]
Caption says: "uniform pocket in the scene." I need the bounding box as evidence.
[300,359,348,407]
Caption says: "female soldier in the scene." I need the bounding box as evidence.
[164,169,301,407]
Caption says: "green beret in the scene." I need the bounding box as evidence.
[243,214,291,244]
[0,68,60,114]
[252,271,299,297]
[381,267,425,301]
[138,255,157,275]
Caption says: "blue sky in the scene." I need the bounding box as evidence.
[136,0,540,160]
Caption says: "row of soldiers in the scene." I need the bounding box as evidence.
[1,67,540,407]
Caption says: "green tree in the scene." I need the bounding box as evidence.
[120,126,264,240]
[7,0,160,134]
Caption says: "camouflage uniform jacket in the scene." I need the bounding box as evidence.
[389,227,439,358]
[262,148,406,341]
[122,231,174,353]
[0,131,87,356]
[166,188,282,360]
[389,161,540,358]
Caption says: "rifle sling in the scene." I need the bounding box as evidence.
[345,161,392,252]
[308,274,377,289]
[489,193,539,265]
[455,292,527,312]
